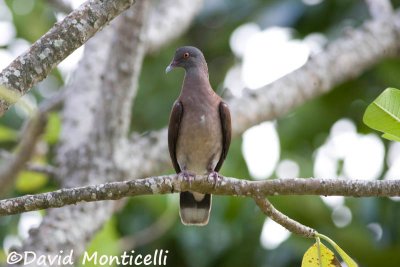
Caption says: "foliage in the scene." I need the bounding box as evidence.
[363,88,400,142]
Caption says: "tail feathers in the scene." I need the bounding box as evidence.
[179,192,211,226]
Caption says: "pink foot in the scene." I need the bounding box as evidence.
[208,171,222,187]
[178,170,196,188]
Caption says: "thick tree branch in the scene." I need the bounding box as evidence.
[15,1,174,263]
[16,0,203,262]
[0,0,136,116]
[17,26,118,267]
[1,176,399,216]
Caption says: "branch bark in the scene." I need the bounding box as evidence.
[0,0,135,116]
[1,175,399,216]
[254,197,316,238]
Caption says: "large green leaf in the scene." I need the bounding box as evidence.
[363,88,400,141]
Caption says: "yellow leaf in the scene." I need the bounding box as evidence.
[302,242,341,267]
[317,233,358,267]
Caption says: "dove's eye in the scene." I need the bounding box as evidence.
[183,52,190,59]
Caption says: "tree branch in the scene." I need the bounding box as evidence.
[254,197,316,238]
[0,0,136,116]
[2,0,203,262]
[25,163,57,177]
[0,150,57,177]
[15,2,156,263]
[1,175,399,216]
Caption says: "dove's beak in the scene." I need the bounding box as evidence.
[165,61,177,73]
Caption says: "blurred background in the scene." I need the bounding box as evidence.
[1,0,400,266]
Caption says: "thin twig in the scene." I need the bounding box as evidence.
[25,163,57,176]
[1,175,400,216]
[0,150,57,176]
[254,196,316,238]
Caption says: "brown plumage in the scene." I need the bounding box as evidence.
[166,46,231,226]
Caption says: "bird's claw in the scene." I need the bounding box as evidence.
[208,171,222,188]
[178,171,195,188]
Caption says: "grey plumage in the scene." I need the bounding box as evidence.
[166,46,231,226]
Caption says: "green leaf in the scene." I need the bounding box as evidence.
[382,133,400,142]
[0,125,17,142]
[317,233,358,267]
[44,112,61,144]
[302,241,341,267]
[363,88,400,141]
[16,171,48,192]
